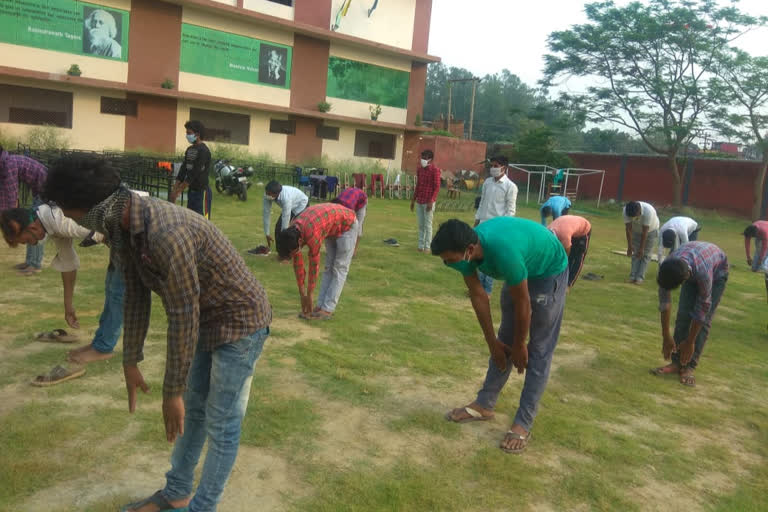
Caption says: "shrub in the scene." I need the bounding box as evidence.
[318,101,332,113]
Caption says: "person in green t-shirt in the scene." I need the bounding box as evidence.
[432,217,568,455]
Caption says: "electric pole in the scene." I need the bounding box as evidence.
[446,77,481,139]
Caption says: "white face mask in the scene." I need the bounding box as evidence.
[490,166,503,178]
[420,159,430,168]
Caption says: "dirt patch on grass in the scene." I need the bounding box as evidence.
[551,343,598,373]
[269,317,330,347]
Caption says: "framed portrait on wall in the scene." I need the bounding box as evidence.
[82,6,124,59]
[258,43,288,86]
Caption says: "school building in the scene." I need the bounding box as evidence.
[0,0,438,169]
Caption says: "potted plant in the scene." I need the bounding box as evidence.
[67,64,81,77]
[318,101,332,113]
[369,104,382,121]
[161,78,175,89]
[414,114,422,127]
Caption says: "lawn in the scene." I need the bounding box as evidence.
[0,190,766,512]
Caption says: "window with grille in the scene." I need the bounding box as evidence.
[0,84,72,128]
[269,118,295,135]
[316,125,340,140]
[189,107,250,145]
[101,97,137,116]
[353,130,396,159]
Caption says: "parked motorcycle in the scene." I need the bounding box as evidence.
[214,160,253,201]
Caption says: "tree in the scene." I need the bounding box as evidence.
[711,49,768,220]
[507,127,574,168]
[579,128,652,153]
[542,0,763,206]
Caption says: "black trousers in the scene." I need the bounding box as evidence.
[568,230,591,288]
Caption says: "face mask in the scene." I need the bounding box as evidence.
[444,248,476,274]
[186,133,197,144]
[490,166,503,178]
[420,159,430,168]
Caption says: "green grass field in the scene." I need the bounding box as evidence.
[0,191,766,512]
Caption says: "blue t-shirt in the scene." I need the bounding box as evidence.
[541,196,572,224]
[455,217,568,285]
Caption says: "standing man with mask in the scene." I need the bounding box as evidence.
[432,217,568,455]
[411,149,441,253]
[473,155,518,296]
[44,155,272,512]
[171,120,212,219]
[0,146,47,275]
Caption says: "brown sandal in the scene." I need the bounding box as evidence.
[31,365,86,387]
[35,329,79,344]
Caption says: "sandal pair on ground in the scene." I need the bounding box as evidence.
[30,329,86,387]
[650,363,696,387]
[445,406,531,455]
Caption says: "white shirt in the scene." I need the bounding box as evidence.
[475,174,518,222]
[658,216,699,262]
[623,201,660,232]
[36,205,94,272]
[263,185,309,234]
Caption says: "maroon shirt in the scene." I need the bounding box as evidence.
[414,163,441,204]
[0,151,47,210]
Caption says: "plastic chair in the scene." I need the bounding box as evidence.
[326,176,339,198]
[370,173,384,198]
[352,173,367,190]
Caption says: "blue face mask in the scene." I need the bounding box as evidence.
[186,133,197,144]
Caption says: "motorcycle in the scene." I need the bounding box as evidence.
[214,160,253,201]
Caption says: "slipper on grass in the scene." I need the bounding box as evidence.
[30,365,86,387]
[35,329,79,343]
[500,430,532,455]
[121,490,188,512]
[444,406,494,424]
[310,311,333,321]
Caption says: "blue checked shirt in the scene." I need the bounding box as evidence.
[658,242,728,323]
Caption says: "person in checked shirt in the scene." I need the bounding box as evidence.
[277,203,357,320]
[44,155,272,512]
[652,242,728,387]
[411,149,441,252]
[0,146,48,275]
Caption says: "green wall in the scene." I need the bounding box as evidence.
[326,56,410,109]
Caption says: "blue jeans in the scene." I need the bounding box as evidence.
[671,274,727,370]
[91,263,125,354]
[188,186,212,219]
[164,328,269,512]
[26,197,45,269]
[476,269,568,432]
[478,271,494,294]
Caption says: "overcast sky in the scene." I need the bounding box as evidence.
[428,0,768,89]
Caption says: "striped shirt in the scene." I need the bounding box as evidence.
[292,203,356,297]
[658,242,728,323]
[122,193,271,397]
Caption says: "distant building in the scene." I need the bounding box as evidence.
[0,0,438,169]
[710,141,743,155]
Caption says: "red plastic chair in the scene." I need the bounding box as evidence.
[352,173,367,190]
[370,173,384,198]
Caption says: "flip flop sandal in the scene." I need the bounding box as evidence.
[444,406,494,424]
[30,365,86,387]
[12,263,29,270]
[500,430,532,454]
[18,267,42,276]
[121,490,189,512]
[310,311,333,320]
[297,312,312,320]
[679,373,696,387]
[649,365,679,376]
[35,329,79,343]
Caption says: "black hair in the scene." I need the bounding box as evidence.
[330,197,342,205]
[744,225,758,238]
[184,120,205,139]
[561,207,570,216]
[265,180,283,196]
[490,155,509,166]
[0,208,33,246]
[43,154,121,210]
[541,205,553,217]
[430,219,478,255]
[277,226,301,260]
[657,258,690,290]
[625,201,641,217]
[421,149,434,160]
[662,229,677,248]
